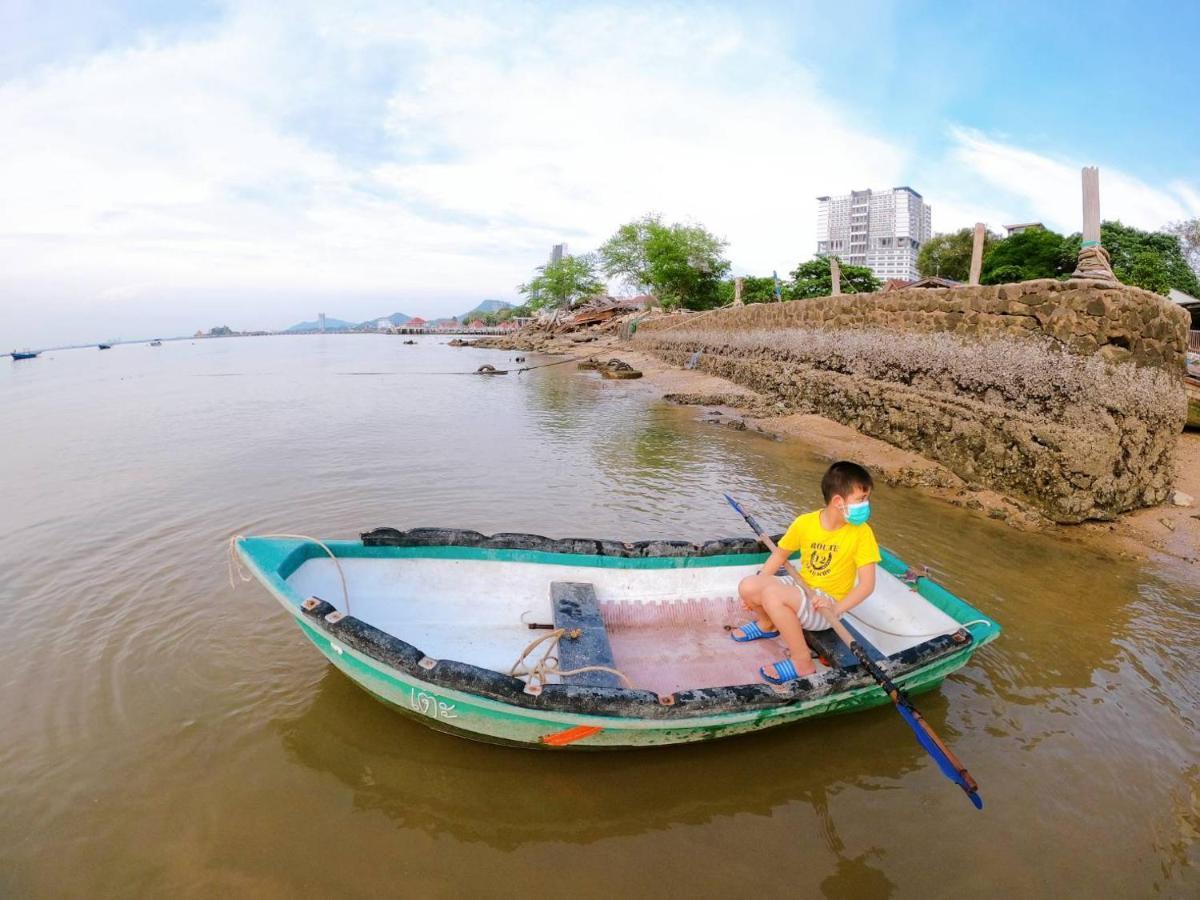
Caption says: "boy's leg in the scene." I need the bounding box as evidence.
[759,583,817,677]
[736,576,817,677]
[735,574,782,637]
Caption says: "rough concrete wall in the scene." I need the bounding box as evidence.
[634,280,1190,522]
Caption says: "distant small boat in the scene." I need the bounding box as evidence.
[235,528,1000,749]
[149,340,162,347]
[11,350,39,360]
[98,344,112,350]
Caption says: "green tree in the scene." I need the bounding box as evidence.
[599,214,730,310]
[917,227,1001,281]
[980,228,1073,284]
[1063,221,1200,296]
[1164,218,1200,277]
[517,253,605,311]
[788,257,880,299]
[716,275,779,305]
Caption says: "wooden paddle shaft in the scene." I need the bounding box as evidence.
[757,529,979,790]
[755,530,858,647]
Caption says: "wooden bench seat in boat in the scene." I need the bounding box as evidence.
[550,581,622,688]
[804,619,887,669]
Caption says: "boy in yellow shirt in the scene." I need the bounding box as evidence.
[732,461,881,683]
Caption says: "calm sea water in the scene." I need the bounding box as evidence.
[1,335,1196,897]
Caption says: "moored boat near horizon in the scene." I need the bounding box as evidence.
[149,340,162,347]
[98,343,112,350]
[235,527,1001,749]
[11,350,39,360]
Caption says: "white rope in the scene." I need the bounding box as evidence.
[844,612,993,639]
[508,628,635,691]
[228,533,351,614]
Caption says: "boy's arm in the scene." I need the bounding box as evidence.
[761,545,817,599]
[758,545,793,578]
[812,563,876,618]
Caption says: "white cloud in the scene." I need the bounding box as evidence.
[946,127,1200,234]
[4,3,1195,348]
[0,1,908,345]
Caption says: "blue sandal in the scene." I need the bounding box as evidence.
[730,622,780,642]
[760,658,807,684]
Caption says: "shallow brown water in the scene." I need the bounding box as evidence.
[1,335,1196,897]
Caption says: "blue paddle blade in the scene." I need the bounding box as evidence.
[897,704,983,809]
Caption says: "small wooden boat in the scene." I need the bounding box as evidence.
[149,340,162,347]
[11,350,39,360]
[235,528,1000,749]
[98,343,112,350]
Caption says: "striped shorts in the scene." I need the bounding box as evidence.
[780,576,834,631]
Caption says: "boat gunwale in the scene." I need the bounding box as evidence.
[235,530,1001,724]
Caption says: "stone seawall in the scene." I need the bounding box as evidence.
[633,280,1190,523]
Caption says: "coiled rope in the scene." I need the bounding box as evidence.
[228,533,351,614]
[508,628,635,692]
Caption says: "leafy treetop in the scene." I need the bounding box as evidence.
[789,257,881,298]
[599,214,730,310]
[1164,218,1200,279]
[517,254,605,311]
[1063,221,1200,297]
[918,227,1001,282]
[980,227,1074,284]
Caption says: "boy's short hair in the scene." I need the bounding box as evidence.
[821,461,874,503]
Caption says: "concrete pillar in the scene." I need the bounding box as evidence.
[1071,166,1118,283]
[968,223,985,286]
[830,257,842,296]
[1082,166,1101,247]
[733,277,744,306]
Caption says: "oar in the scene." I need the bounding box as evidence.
[724,493,984,810]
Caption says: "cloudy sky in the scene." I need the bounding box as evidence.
[3,0,1198,346]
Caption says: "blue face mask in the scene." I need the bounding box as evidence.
[844,499,871,525]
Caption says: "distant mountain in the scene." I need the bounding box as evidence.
[355,312,411,329]
[460,299,513,320]
[286,311,412,332]
[286,316,355,332]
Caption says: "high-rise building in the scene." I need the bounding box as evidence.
[318,312,326,333]
[550,243,567,265]
[815,187,931,282]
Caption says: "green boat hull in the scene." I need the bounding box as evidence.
[301,617,969,748]
[237,533,1000,749]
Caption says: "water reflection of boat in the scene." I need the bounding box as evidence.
[11,350,39,360]
[277,666,929,850]
[236,529,1000,749]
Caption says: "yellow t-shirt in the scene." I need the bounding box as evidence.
[777,510,881,600]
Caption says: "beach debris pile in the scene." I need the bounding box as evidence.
[530,295,661,337]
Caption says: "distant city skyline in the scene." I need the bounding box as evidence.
[2,1,1198,347]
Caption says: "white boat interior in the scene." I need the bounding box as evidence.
[286,556,964,695]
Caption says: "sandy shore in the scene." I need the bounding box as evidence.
[478,331,1199,566]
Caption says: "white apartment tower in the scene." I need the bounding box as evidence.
[815,187,932,282]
